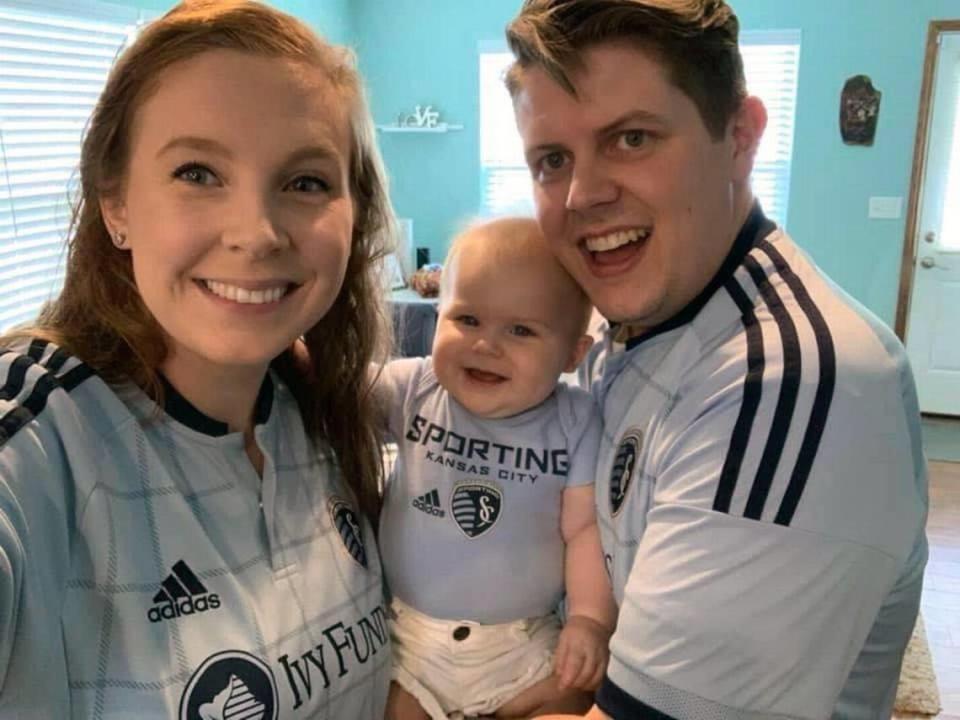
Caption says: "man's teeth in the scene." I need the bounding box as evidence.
[204,280,287,304]
[585,228,650,252]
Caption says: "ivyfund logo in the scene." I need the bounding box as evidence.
[148,559,221,623]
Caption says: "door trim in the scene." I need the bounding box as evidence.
[896,20,960,340]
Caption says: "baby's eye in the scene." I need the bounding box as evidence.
[172,162,219,186]
[285,175,330,193]
[455,315,478,327]
[510,325,535,337]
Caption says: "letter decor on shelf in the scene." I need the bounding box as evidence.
[376,104,464,133]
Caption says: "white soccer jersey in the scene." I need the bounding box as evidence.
[0,340,389,719]
[378,357,600,624]
[591,207,928,720]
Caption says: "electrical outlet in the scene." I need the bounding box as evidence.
[868,196,903,220]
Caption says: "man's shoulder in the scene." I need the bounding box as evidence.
[691,227,905,379]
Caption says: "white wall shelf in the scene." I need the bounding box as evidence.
[376,123,464,133]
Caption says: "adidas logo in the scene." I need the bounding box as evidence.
[412,489,445,517]
[147,559,221,623]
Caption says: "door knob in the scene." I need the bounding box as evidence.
[919,256,936,269]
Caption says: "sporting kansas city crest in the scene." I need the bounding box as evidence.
[451,481,502,539]
[180,650,278,720]
[610,430,642,516]
[328,497,368,568]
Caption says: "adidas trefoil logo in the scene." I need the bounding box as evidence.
[412,489,445,517]
[147,559,221,623]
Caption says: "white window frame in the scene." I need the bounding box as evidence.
[0,0,147,331]
[478,30,802,228]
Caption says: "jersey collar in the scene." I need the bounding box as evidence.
[624,202,776,351]
[159,373,274,437]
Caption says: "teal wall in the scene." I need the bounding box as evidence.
[276,0,352,45]
[353,0,960,327]
[129,0,353,44]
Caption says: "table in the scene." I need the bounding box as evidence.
[388,288,439,358]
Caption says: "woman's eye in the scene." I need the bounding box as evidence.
[286,175,330,193]
[617,130,649,150]
[173,163,219,186]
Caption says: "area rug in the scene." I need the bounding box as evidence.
[922,417,960,463]
[894,613,941,717]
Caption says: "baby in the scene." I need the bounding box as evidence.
[379,217,616,719]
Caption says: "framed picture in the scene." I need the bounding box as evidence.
[383,252,406,290]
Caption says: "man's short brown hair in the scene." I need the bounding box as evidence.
[505,0,747,140]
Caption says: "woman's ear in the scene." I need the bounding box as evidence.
[99,194,128,242]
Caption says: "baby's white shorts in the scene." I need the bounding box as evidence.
[390,597,561,719]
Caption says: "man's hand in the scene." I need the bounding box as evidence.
[554,614,611,691]
[534,706,611,720]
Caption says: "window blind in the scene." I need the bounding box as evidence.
[479,50,532,218]
[0,2,138,331]
[740,30,801,229]
[479,30,802,228]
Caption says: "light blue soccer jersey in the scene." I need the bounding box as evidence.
[591,207,928,720]
[0,340,389,719]
[378,357,600,624]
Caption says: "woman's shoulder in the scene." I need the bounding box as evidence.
[0,337,116,454]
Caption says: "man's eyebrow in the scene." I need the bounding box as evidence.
[596,109,668,136]
[523,109,668,160]
[524,141,565,162]
[156,136,232,159]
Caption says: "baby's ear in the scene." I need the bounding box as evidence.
[564,334,594,374]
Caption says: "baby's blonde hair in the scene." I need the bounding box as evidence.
[441,217,592,337]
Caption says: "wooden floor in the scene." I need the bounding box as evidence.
[922,460,960,719]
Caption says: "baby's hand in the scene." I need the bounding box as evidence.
[554,614,611,691]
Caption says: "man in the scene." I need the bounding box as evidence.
[506,1,929,718]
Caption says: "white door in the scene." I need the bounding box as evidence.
[906,30,960,416]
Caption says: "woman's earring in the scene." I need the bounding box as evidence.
[112,231,127,248]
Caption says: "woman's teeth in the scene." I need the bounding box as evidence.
[204,280,287,304]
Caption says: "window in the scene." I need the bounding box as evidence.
[740,30,801,228]
[939,59,960,251]
[479,48,533,218]
[0,2,141,331]
[479,30,802,227]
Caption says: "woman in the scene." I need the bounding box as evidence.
[0,1,394,717]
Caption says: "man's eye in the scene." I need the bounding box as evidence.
[617,130,649,149]
[511,325,535,337]
[172,163,219,186]
[540,151,567,172]
[285,175,330,193]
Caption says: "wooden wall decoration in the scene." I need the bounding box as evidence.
[840,75,882,146]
